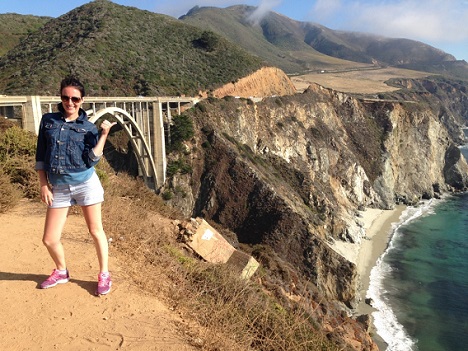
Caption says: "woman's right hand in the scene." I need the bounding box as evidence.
[40,184,54,206]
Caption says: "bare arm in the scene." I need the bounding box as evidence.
[92,120,117,157]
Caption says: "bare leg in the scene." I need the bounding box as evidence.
[81,203,109,273]
[42,207,70,270]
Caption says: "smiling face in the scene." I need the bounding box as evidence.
[60,86,83,119]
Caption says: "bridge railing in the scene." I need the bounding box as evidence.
[0,95,199,189]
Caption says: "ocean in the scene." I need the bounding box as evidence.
[368,147,468,351]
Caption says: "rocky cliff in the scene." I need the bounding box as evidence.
[163,72,468,350]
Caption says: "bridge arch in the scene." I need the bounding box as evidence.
[87,107,158,189]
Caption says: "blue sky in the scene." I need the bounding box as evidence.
[1,0,467,62]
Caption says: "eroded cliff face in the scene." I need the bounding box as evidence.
[210,66,297,98]
[163,75,468,350]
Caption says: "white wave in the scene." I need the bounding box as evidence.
[366,198,445,351]
[368,261,416,351]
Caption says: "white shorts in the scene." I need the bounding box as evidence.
[49,172,104,208]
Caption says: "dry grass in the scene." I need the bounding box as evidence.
[95,159,340,350]
[98,177,335,349]
[166,263,337,351]
[291,66,432,93]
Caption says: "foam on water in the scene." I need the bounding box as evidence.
[367,199,442,351]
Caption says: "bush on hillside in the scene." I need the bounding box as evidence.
[193,31,220,52]
[167,113,194,152]
[0,170,22,213]
[0,121,38,203]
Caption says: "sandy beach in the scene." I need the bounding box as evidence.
[356,206,406,350]
[329,205,406,350]
[355,205,406,314]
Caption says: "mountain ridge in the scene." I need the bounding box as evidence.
[1,1,467,97]
[180,5,468,80]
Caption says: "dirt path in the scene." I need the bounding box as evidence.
[0,199,197,351]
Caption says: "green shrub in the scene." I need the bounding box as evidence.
[193,30,220,52]
[162,190,174,200]
[195,102,206,112]
[0,125,36,162]
[95,163,109,186]
[167,158,192,176]
[168,114,194,152]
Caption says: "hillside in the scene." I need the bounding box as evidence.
[0,120,348,351]
[180,5,372,75]
[303,26,455,66]
[0,14,50,57]
[0,1,264,96]
[180,5,468,80]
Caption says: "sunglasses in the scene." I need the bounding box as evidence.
[61,95,82,103]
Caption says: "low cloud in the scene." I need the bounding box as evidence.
[308,0,468,44]
[247,0,283,24]
[309,0,342,20]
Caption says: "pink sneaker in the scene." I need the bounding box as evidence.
[96,272,112,295]
[41,269,70,289]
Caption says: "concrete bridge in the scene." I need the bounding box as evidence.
[0,95,199,189]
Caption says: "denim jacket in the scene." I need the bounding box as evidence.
[35,105,101,174]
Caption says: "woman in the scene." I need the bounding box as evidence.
[35,76,116,295]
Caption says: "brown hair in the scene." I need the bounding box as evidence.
[60,76,86,97]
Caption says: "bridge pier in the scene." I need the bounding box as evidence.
[23,96,43,134]
[152,102,167,185]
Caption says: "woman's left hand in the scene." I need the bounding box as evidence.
[100,120,117,135]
